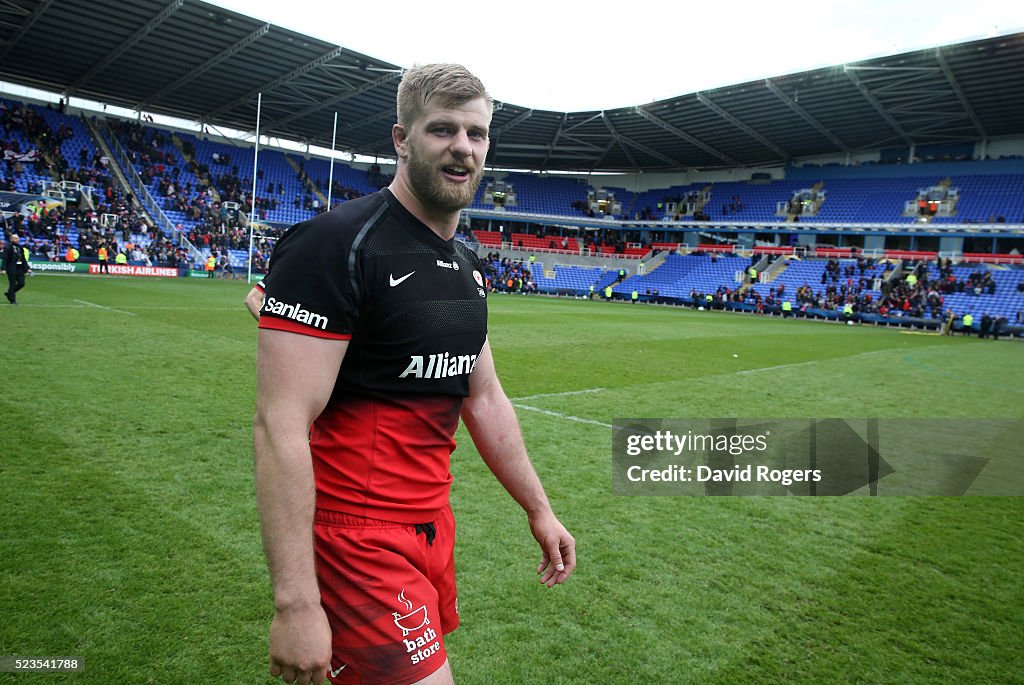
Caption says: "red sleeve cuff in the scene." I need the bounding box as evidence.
[258,316,352,340]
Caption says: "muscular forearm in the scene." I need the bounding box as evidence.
[462,340,576,585]
[463,385,576,586]
[253,329,346,682]
[253,415,321,609]
[462,391,553,518]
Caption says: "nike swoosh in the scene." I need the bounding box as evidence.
[389,271,415,287]
[331,663,347,677]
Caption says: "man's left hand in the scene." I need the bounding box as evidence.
[529,512,576,587]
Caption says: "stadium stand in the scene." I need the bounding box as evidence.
[813,177,941,223]
[3,93,1022,336]
[612,253,749,300]
[937,174,1024,224]
[468,167,1024,226]
[471,173,591,215]
[532,263,608,296]
[0,99,168,264]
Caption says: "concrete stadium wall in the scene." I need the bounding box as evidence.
[786,157,1024,181]
[472,245,644,275]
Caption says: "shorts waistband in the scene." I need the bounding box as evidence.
[314,508,450,529]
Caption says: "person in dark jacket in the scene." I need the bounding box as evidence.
[3,233,30,304]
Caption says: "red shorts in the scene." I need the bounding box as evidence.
[314,506,459,685]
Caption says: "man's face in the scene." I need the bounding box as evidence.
[397,96,490,214]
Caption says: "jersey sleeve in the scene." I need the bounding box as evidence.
[258,217,360,339]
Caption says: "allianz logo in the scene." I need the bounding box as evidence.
[436,259,459,270]
[262,296,328,330]
[399,352,478,379]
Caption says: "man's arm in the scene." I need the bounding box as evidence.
[245,286,265,321]
[461,339,576,587]
[254,328,348,685]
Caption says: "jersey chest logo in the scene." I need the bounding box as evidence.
[389,271,415,287]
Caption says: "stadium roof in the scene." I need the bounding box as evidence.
[1,0,1022,173]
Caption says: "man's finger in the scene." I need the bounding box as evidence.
[560,539,577,574]
[537,544,561,585]
[547,541,565,572]
[543,538,577,586]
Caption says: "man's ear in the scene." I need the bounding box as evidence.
[392,124,408,158]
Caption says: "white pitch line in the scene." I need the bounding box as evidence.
[511,403,613,428]
[12,304,243,311]
[73,299,137,316]
[7,303,92,309]
[735,349,889,375]
[511,387,604,401]
[93,305,244,311]
[735,360,819,375]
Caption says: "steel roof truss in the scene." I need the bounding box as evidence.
[138,22,270,109]
[558,111,605,136]
[632,105,740,167]
[763,78,849,152]
[205,46,345,119]
[614,134,679,168]
[695,92,788,159]
[855,132,915,151]
[851,64,978,145]
[843,66,913,145]
[301,65,363,92]
[275,81,342,106]
[560,133,609,152]
[69,0,184,93]
[490,143,601,152]
[0,0,31,20]
[257,85,326,110]
[935,46,987,138]
[267,70,402,130]
[492,109,533,137]
[587,137,621,171]
[488,109,533,166]
[341,108,394,132]
[539,113,569,169]
[0,0,51,61]
[588,114,636,169]
[842,61,987,146]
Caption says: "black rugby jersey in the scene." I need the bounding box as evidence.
[258,189,489,521]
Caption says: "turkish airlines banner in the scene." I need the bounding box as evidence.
[88,264,178,277]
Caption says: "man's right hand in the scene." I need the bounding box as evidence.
[268,604,333,685]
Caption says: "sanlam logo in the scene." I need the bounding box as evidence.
[399,352,478,379]
[263,297,328,330]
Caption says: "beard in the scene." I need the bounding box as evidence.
[405,144,484,214]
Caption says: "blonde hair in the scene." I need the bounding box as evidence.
[396,63,493,128]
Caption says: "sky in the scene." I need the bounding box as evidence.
[211,0,1023,112]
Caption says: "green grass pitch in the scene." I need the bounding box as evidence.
[1,274,1022,684]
